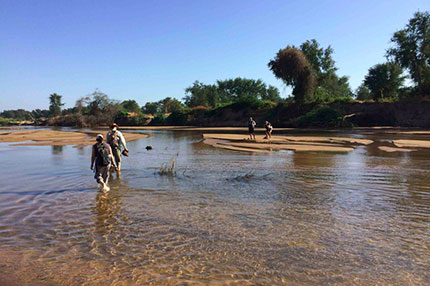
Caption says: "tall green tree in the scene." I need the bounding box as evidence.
[268,46,316,103]
[121,100,140,113]
[49,93,64,117]
[364,62,405,101]
[300,39,352,99]
[387,11,430,96]
[184,81,218,107]
[161,97,184,113]
[355,83,372,100]
[142,102,160,115]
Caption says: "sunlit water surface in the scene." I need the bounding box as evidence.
[1,128,430,285]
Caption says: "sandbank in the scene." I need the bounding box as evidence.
[202,134,362,153]
[0,130,148,147]
[393,139,430,148]
[378,146,415,152]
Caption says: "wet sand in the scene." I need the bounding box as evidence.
[0,130,148,147]
[393,139,430,148]
[378,146,416,152]
[202,134,368,153]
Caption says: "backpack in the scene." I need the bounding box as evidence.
[108,132,120,148]
[95,143,111,166]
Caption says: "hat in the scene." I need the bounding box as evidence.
[96,134,104,140]
[110,123,119,129]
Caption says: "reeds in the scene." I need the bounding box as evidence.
[158,157,177,176]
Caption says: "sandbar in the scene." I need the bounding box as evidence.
[203,134,360,153]
[393,139,430,148]
[378,146,415,152]
[0,130,148,147]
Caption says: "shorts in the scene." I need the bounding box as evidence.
[95,164,111,184]
[249,127,255,133]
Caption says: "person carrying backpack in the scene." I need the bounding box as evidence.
[91,134,116,190]
[106,123,128,172]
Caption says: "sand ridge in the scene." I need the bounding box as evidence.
[0,130,148,147]
[202,133,368,153]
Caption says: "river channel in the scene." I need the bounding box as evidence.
[0,128,429,285]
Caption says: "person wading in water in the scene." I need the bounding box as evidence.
[91,134,116,190]
[106,123,128,173]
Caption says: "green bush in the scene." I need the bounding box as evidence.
[167,111,188,125]
[150,113,168,125]
[0,116,12,126]
[296,105,342,127]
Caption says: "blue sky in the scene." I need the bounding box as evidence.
[1,0,429,110]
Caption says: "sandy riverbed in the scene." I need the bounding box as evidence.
[0,130,148,147]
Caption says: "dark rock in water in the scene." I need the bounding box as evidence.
[146,146,152,150]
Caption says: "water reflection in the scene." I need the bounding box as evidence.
[51,145,63,154]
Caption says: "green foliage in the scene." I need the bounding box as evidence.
[387,11,430,96]
[184,81,218,108]
[167,110,188,125]
[73,90,121,127]
[364,62,405,101]
[183,78,281,108]
[355,84,372,100]
[0,116,12,126]
[1,109,34,120]
[268,46,316,103]
[230,97,277,111]
[161,97,184,113]
[142,102,160,115]
[151,113,167,125]
[121,100,140,113]
[49,93,64,117]
[296,105,342,127]
[300,39,337,82]
[300,39,353,100]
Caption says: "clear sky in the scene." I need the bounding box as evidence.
[1,0,429,111]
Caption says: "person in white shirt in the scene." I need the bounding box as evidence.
[106,123,128,172]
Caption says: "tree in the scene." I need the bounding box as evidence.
[268,46,316,102]
[161,97,184,113]
[300,39,352,99]
[355,84,372,100]
[121,100,140,113]
[184,78,281,108]
[262,85,282,102]
[184,81,218,108]
[49,93,64,117]
[142,102,160,115]
[387,11,430,96]
[300,39,336,82]
[364,63,405,100]
[76,90,121,126]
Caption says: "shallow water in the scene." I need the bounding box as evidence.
[1,128,430,285]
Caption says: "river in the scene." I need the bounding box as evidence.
[0,128,429,285]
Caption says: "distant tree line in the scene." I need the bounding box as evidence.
[1,11,429,127]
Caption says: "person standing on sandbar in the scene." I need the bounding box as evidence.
[106,123,128,172]
[248,117,256,141]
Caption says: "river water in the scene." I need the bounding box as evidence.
[0,128,429,285]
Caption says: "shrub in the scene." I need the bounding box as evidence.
[296,105,342,127]
[0,116,12,126]
[167,111,188,125]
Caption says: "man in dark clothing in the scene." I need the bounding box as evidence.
[91,134,116,190]
[248,117,256,140]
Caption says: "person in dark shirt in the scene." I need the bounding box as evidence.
[91,134,116,190]
[248,117,256,140]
